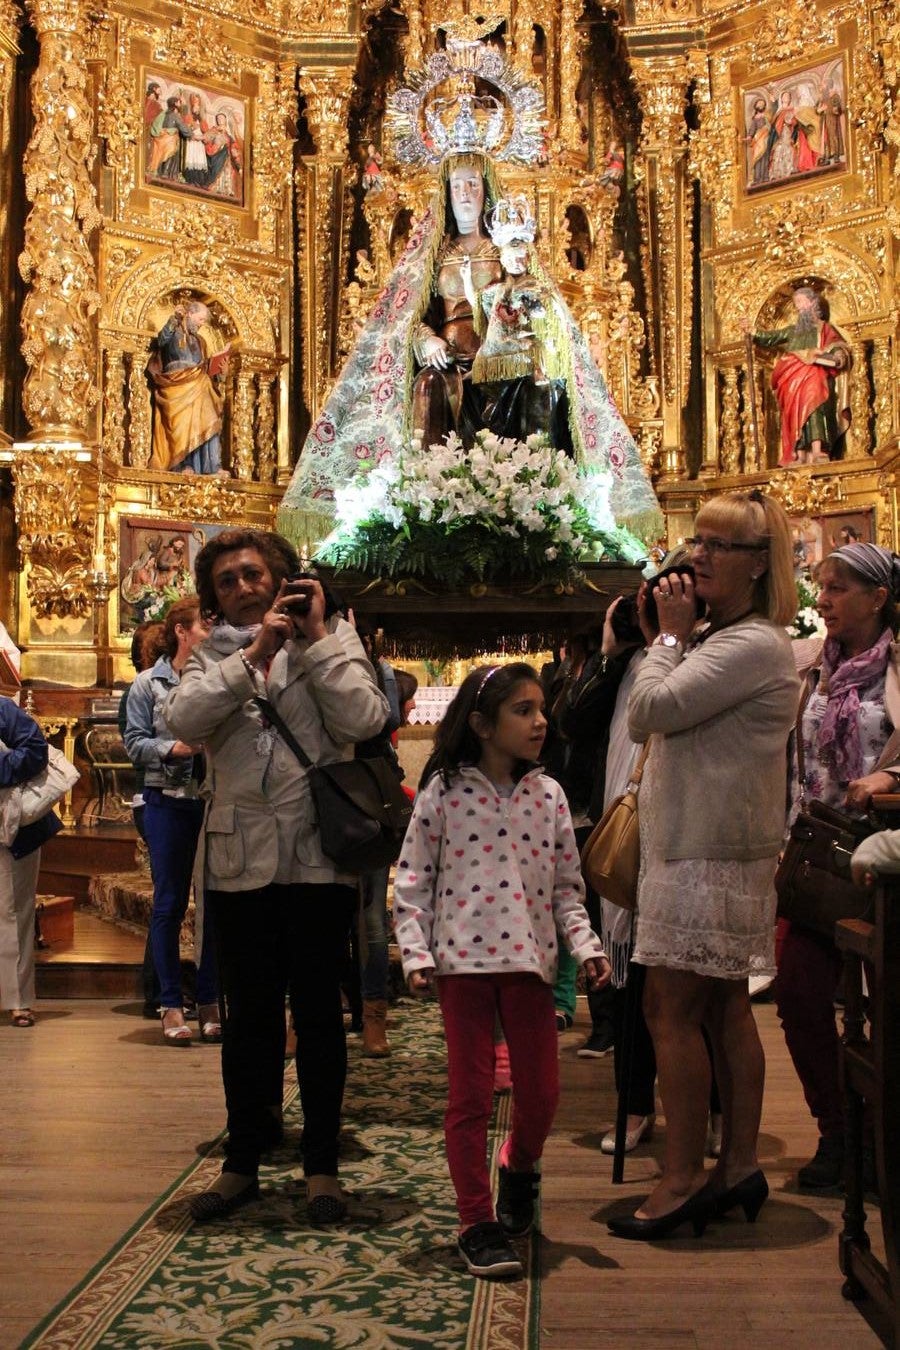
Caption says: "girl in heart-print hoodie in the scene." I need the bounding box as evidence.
[393,662,610,1280]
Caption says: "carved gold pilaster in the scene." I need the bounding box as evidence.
[557,0,583,151]
[719,367,742,476]
[102,348,126,466]
[0,0,20,438]
[510,0,535,68]
[633,56,691,478]
[11,448,95,620]
[741,367,763,475]
[18,0,101,441]
[848,341,872,459]
[872,336,895,451]
[127,354,152,469]
[256,375,277,485]
[231,371,255,481]
[404,0,425,70]
[298,65,354,418]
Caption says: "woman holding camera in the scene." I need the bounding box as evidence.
[608,490,799,1240]
[165,528,388,1223]
[776,542,900,1190]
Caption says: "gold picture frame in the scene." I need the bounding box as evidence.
[142,68,247,209]
[741,55,848,197]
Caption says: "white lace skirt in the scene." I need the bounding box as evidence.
[633,746,778,980]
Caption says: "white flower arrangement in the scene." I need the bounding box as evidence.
[788,574,827,640]
[316,430,644,586]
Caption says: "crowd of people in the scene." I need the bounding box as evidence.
[3,508,896,1285]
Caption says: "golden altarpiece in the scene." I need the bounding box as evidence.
[0,0,899,717]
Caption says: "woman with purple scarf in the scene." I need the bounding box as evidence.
[777,541,900,1190]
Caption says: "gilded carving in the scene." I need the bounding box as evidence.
[18,0,101,438]
[152,14,240,87]
[11,451,94,618]
[847,340,872,457]
[102,349,127,465]
[231,371,255,481]
[633,58,690,415]
[283,0,350,29]
[719,367,742,475]
[127,354,152,468]
[872,337,894,449]
[158,477,245,521]
[763,469,841,515]
[104,244,143,298]
[97,26,137,178]
[299,68,353,161]
[255,375,277,485]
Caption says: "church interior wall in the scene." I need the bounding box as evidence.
[0,0,895,695]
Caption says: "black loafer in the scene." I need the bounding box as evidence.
[189,1177,260,1222]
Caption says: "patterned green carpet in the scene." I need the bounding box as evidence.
[23,1003,540,1350]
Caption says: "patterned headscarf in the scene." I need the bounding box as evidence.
[830,543,900,597]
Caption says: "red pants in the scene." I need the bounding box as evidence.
[437,972,559,1230]
[775,921,844,1140]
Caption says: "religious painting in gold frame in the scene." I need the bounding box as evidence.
[142,69,246,208]
[789,507,873,573]
[118,517,217,632]
[741,56,848,196]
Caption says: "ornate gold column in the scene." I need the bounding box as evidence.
[18,0,100,442]
[632,56,691,479]
[0,1,20,444]
[297,66,353,422]
[719,366,742,475]
[557,0,583,152]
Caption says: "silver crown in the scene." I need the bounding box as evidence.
[386,38,545,168]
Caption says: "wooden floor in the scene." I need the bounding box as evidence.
[0,994,888,1349]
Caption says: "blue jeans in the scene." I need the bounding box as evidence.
[360,867,390,1001]
[143,790,216,1010]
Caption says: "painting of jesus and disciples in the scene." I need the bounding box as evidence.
[743,59,846,193]
[144,72,245,206]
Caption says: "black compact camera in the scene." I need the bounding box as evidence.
[283,569,343,621]
[284,571,314,615]
[643,561,704,631]
[609,594,644,646]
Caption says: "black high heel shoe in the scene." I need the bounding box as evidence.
[607,1186,717,1241]
[711,1169,769,1222]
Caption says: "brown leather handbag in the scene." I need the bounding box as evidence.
[580,740,651,911]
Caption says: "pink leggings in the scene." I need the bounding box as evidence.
[437,972,560,1230]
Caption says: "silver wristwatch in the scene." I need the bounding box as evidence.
[656,632,682,649]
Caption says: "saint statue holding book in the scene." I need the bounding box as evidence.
[147,300,232,475]
[744,285,852,465]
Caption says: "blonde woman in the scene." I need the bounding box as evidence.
[609,490,799,1240]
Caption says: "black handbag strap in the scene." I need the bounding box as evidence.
[253,696,314,770]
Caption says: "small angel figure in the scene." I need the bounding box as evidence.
[459,195,573,452]
[598,140,625,193]
[361,142,384,193]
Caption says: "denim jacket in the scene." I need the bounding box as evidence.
[123,656,198,792]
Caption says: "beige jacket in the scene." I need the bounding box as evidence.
[627,615,800,862]
[164,617,389,892]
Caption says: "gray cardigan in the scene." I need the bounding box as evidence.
[627,614,800,862]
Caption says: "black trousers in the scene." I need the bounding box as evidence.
[208,881,356,1178]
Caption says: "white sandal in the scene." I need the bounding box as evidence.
[161,1007,192,1045]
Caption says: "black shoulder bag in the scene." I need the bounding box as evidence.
[254,697,412,874]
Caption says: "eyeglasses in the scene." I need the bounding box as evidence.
[685,535,766,556]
